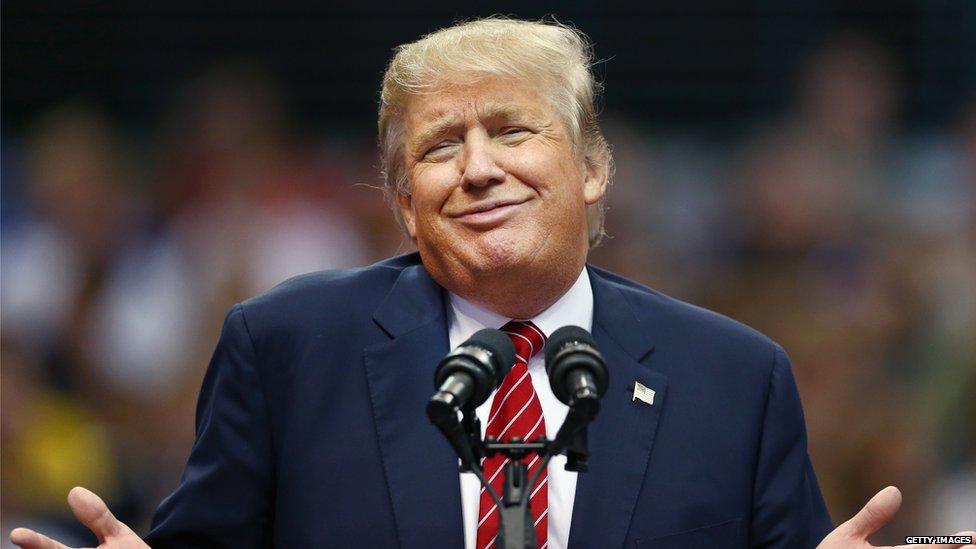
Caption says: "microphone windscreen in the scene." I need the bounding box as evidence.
[466,328,516,380]
[545,325,597,367]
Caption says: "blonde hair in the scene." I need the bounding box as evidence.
[378,16,612,247]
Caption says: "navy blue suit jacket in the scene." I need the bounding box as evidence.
[146,253,832,548]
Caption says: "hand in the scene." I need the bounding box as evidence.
[817,486,975,549]
[10,487,149,549]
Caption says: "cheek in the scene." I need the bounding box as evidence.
[535,156,587,206]
[410,168,456,221]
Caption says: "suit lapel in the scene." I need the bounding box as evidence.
[568,268,669,548]
[364,263,464,548]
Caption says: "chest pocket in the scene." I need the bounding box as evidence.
[635,517,744,548]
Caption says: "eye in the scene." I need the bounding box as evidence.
[423,140,458,159]
[497,127,532,145]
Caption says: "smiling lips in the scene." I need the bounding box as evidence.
[451,198,530,227]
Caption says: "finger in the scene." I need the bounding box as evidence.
[66,487,127,541]
[951,530,976,549]
[9,528,72,549]
[839,485,902,539]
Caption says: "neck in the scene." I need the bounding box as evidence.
[432,258,585,319]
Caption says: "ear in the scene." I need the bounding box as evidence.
[395,192,418,239]
[582,151,609,206]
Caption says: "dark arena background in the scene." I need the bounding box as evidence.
[2,1,974,546]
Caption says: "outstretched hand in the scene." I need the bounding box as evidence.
[13,484,973,549]
[10,487,149,549]
[817,486,975,549]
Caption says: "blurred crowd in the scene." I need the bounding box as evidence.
[2,35,973,545]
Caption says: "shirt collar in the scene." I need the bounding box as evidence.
[447,267,593,342]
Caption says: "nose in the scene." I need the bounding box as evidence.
[459,132,505,188]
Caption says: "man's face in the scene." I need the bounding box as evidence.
[396,78,607,289]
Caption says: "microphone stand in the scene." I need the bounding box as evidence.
[454,400,597,549]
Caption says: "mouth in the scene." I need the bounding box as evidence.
[451,198,530,228]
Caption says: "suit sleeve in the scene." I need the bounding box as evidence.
[145,304,275,548]
[750,345,833,548]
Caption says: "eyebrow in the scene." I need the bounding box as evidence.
[479,101,537,123]
[411,113,462,153]
[409,101,542,153]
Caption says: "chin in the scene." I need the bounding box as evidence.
[466,232,531,273]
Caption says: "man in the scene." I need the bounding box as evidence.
[11,17,975,549]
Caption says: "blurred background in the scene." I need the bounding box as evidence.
[2,1,974,545]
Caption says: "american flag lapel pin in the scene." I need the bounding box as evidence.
[632,381,655,405]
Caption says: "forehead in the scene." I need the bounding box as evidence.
[402,78,554,136]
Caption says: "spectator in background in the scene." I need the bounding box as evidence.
[155,63,372,302]
[1,104,134,546]
[706,33,972,541]
[1,104,134,369]
[905,99,976,536]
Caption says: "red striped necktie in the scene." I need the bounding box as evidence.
[476,320,548,549]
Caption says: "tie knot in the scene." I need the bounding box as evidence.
[500,320,546,364]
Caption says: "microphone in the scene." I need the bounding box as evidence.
[427,328,515,470]
[545,326,608,463]
[545,326,608,409]
[427,328,516,420]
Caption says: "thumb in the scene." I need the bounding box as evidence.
[840,485,903,539]
[66,487,127,542]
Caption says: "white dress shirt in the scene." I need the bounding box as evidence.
[449,268,594,549]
